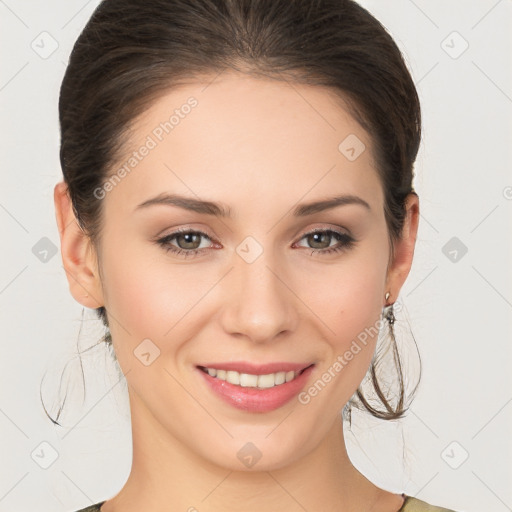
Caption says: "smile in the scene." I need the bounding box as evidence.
[198,366,306,389]
[196,362,316,413]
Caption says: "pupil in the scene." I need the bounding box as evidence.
[178,233,200,249]
[309,232,330,249]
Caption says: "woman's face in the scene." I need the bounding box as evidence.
[61,71,418,471]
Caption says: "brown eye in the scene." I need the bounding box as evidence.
[306,232,332,249]
[175,232,202,250]
[295,229,356,255]
[156,230,214,256]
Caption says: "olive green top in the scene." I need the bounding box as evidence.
[73,494,458,511]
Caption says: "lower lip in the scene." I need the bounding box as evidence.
[197,365,315,413]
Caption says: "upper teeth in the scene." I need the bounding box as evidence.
[203,367,299,388]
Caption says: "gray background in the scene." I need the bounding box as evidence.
[1,1,511,511]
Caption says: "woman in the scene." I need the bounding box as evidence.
[53,0,458,510]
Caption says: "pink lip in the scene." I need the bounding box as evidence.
[196,363,315,413]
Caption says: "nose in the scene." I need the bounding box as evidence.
[219,248,299,344]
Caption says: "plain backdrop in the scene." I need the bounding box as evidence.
[1,1,511,511]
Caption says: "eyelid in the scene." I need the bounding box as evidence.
[154,225,217,242]
[294,225,352,242]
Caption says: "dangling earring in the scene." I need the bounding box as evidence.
[383,291,395,325]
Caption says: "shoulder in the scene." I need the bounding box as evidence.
[400,495,459,512]
[72,502,105,512]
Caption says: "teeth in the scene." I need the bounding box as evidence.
[239,373,258,387]
[285,371,295,383]
[226,370,240,385]
[257,373,275,388]
[201,367,302,388]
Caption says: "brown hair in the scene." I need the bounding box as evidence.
[55,0,422,423]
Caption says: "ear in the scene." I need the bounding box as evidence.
[384,193,420,304]
[54,181,105,309]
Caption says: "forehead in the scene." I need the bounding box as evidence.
[105,71,383,217]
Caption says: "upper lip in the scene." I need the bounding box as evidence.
[197,361,314,375]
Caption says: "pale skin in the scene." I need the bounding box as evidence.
[54,71,419,512]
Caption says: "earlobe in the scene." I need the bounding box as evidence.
[54,181,104,309]
[384,193,420,302]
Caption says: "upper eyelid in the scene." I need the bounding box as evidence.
[300,226,349,236]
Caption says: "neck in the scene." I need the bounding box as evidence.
[102,391,386,512]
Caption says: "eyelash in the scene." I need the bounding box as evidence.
[155,227,356,258]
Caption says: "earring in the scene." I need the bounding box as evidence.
[383,291,395,325]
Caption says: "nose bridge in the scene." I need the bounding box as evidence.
[220,243,298,342]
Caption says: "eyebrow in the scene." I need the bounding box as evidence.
[134,193,371,217]
[135,193,231,217]
[293,195,371,216]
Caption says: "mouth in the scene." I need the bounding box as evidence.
[195,362,316,413]
[197,364,313,389]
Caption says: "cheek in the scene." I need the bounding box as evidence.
[97,237,222,359]
[293,241,388,408]
[297,242,388,344]
[99,242,163,335]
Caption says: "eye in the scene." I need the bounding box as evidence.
[156,228,216,258]
[294,228,355,255]
[155,227,355,259]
